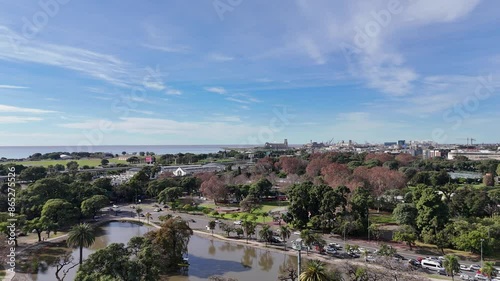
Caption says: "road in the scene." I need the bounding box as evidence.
[109,202,484,281]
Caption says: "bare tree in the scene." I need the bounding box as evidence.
[55,253,79,281]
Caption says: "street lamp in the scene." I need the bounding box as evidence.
[293,238,304,278]
[480,239,484,268]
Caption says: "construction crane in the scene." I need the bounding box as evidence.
[456,137,477,145]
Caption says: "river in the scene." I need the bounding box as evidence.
[30,221,297,281]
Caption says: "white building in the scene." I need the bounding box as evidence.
[447,149,500,161]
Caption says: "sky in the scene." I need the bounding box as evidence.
[0,0,499,146]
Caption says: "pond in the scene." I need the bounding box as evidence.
[30,221,298,281]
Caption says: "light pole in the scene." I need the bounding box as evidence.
[480,239,484,268]
[294,238,303,278]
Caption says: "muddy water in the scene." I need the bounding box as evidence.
[31,222,297,281]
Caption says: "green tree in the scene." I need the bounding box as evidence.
[19,166,47,181]
[157,187,183,204]
[443,254,460,281]
[135,207,143,220]
[208,220,216,236]
[377,244,396,257]
[41,199,77,228]
[220,223,234,237]
[482,261,495,280]
[23,217,51,242]
[66,161,79,175]
[67,223,96,265]
[81,195,108,219]
[299,259,329,281]
[101,159,109,166]
[259,225,272,246]
[392,203,418,229]
[415,187,449,235]
[300,229,315,254]
[145,212,152,224]
[279,226,291,250]
[242,220,256,243]
[393,225,417,250]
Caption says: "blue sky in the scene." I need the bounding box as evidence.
[0,0,499,146]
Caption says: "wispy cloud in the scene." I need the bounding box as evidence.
[142,43,190,54]
[0,84,28,89]
[205,87,227,94]
[0,104,57,114]
[166,88,182,95]
[0,116,43,123]
[129,109,154,115]
[208,53,234,62]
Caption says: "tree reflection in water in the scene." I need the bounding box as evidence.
[208,240,216,256]
[240,246,256,268]
[278,254,298,281]
[258,249,274,272]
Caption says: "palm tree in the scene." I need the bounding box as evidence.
[242,220,256,243]
[443,254,460,281]
[299,259,329,281]
[300,230,314,255]
[279,226,291,251]
[136,207,143,221]
[145,212,152,224]
[482,261,495,281]
[259,225,272,246]
[66,223,96,265]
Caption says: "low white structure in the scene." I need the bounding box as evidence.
[161,163,226,177]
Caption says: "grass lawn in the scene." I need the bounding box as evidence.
[369,211,396,224]
[413,241,500,262]
[11,158,127,167]
[204,201,289,224]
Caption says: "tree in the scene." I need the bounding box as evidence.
[242,220,256,243]
[135,207,143,220]
[299,259,329,281]
[24,217,51,242]
[157,187,183,204]
[41,199,77,228]
[66,161,79,175]
[101,159,109,166]
[415,187,449,235]
[262,212,269,223]
[200,175,229,204]
[280,226,291,250]
[145,212,152,224]
[67,223,96,265]
[54,252,79,281]
[259,225,273,246]
[208,220,216,236]
[300,230,315,254]
[482,261,495,280]
[443,254,460,281]
[19,166,47,181]
[377,244,396,257]
[393,225,417,250]
[220,223,234,237]
[75,243,136,280]
[81,195,108,219]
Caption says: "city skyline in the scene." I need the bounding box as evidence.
[1,1,500,146]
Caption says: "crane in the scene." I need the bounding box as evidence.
[456,137,477,145]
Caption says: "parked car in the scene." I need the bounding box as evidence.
[154,208,162,212]
[461,264,471,271]
[437,268,447,275]
[365,255,377,262]
[474,274,488,281]
[459,273,472,280]
[408,259,422,268]
[328,243,342,249]
[393,254,406,260]
[325,248,337,255]
[234,220,242,225]
[469,264,481,271]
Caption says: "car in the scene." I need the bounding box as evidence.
[140,213,145,217]
[154,208,162,212]
[365,255,377,262]
[474,274,488,281]
[349,253,360,258]
[325,248,337,255]
[214,220,221,224]
[293,231,301,235]
[358,247,371,254]
[469,264,481,271]
[408,259,422,268]
[461,264,471,271]
[162,205,169,208]
[234,220,242,225]
[393,254,406,260]
[437,268,447,275]
[459,273,472,280]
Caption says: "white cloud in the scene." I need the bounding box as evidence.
[0,84,28,89]
[0,116,43,123]
[166,88,182,95]
[129,109,154,115]
[143,80,165,91]
[142,43,190,54]
[208,53,234,62]
[0,104,57,114]
[205,87,227,94]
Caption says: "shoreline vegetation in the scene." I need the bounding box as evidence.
[10,217,438,281]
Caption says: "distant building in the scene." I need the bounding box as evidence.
[384,142,397,146]
[161,163,226,177]
[264,139,289,150]
[60,154,73,160]
[447,149,500,161]
[397,140,406,147]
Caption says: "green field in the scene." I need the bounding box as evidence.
[10,158,128,167]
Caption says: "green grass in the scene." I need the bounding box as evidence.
[11,158,128,167]
[369,212,396,224]
[204,201,289,224]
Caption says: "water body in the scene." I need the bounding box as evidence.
[0,145,257,159]
[31,222,297,281]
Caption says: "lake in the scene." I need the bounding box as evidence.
[30,221,297,281]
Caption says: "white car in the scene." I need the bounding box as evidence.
[474,274,488,281]
[460,264,470,271]
[459,273,472,280]
[233,220,242,225]
[469,264,481,271]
